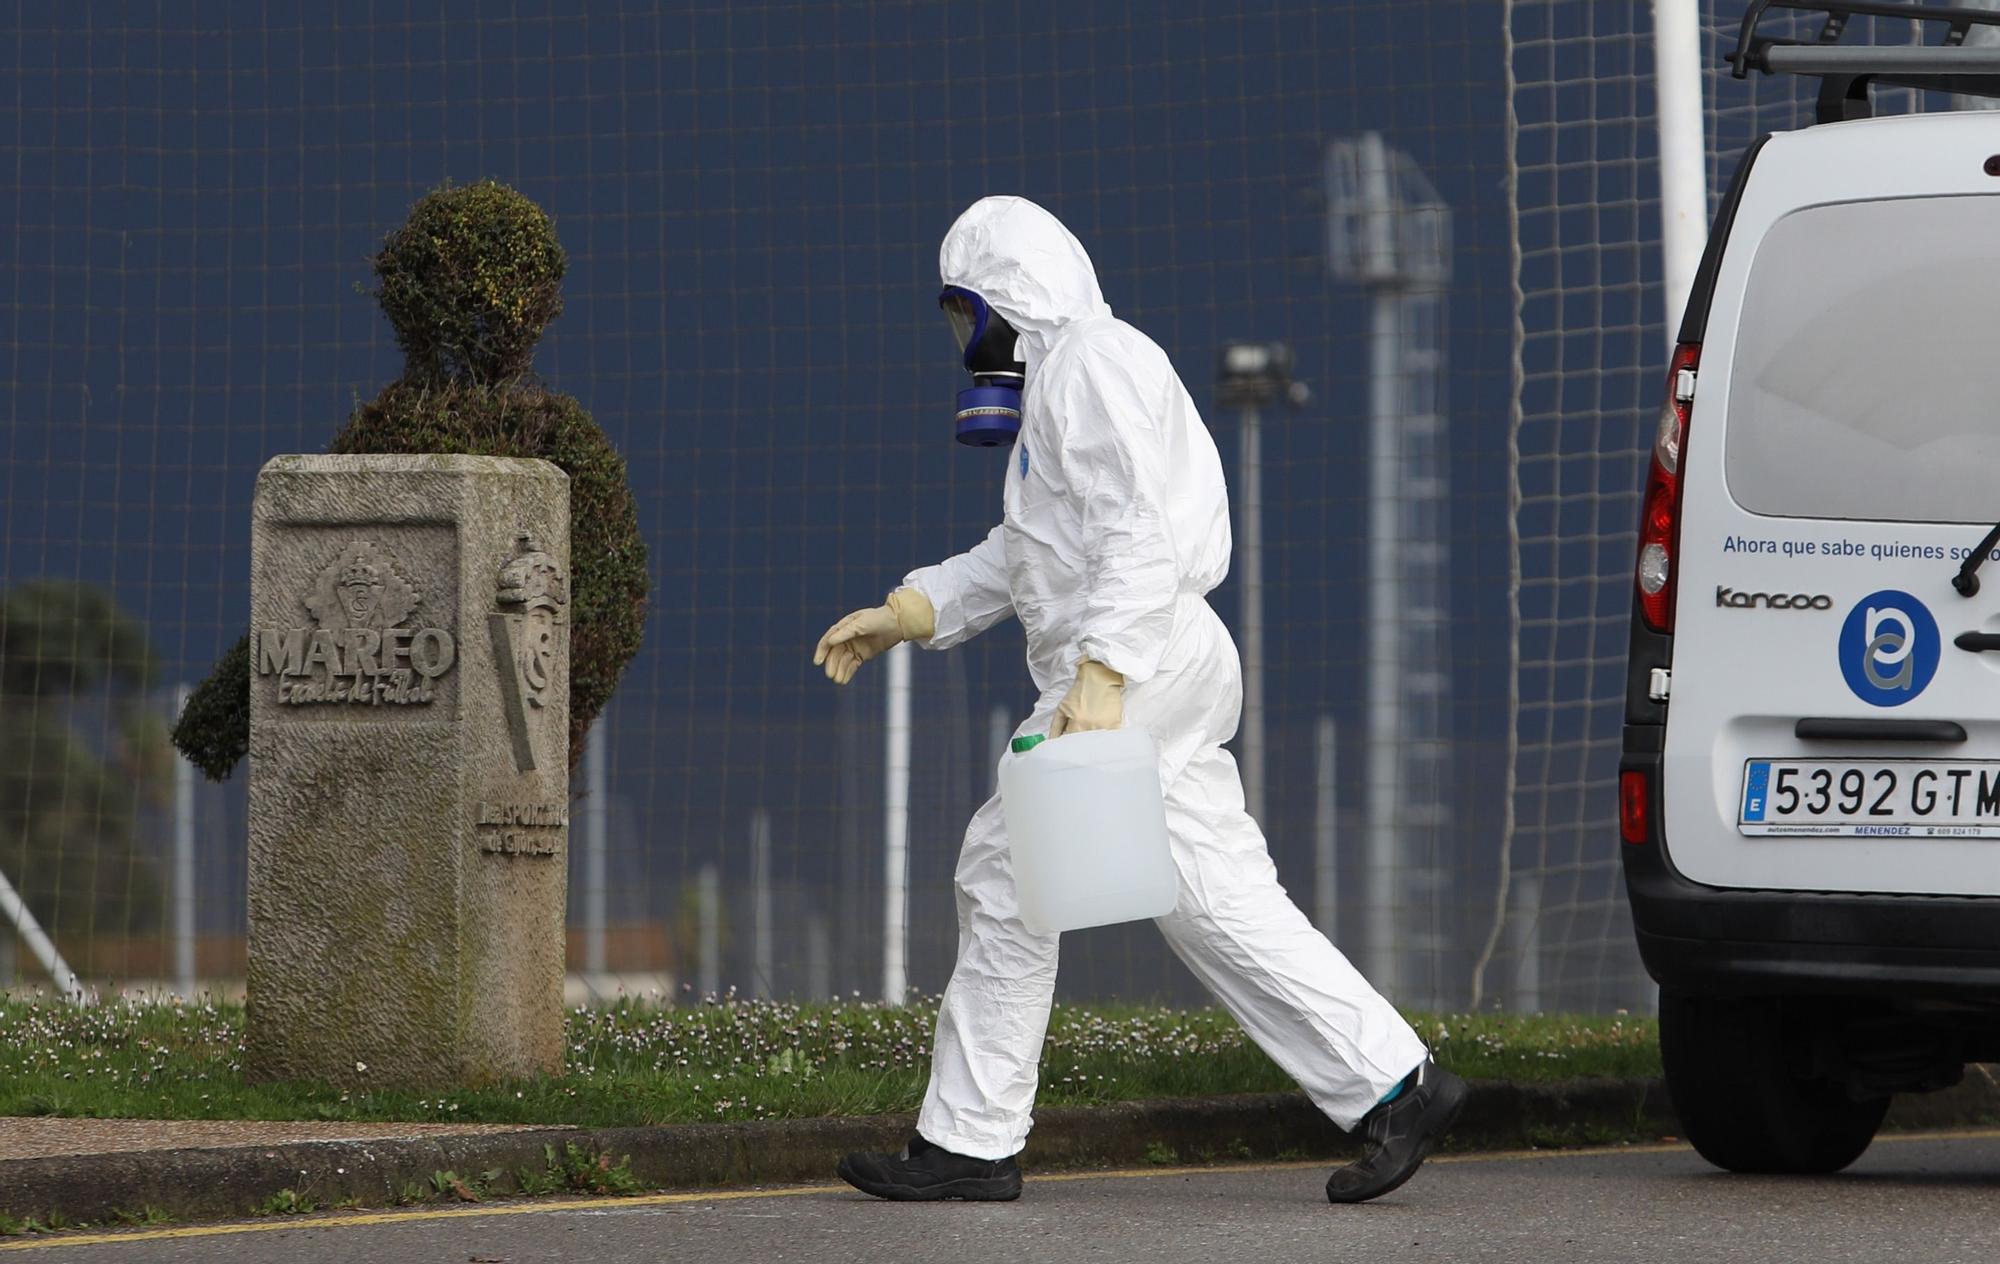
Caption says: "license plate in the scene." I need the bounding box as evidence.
[1740,759,2000,837]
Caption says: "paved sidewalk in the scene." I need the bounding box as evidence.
[0,1118,552,1162]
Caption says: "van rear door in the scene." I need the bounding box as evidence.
[1664,113,2000,898]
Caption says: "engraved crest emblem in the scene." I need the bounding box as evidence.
[304,541,422,631]
[489,533,568,771]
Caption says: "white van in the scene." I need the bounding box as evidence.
[1622,2,2000,1174]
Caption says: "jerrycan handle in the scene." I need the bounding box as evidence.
[1010,734,1047,754]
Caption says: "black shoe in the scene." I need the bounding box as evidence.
[1325,1059,1468,1204]
[837,1135,1024,1202]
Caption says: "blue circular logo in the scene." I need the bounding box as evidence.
[1838,589,1940,707]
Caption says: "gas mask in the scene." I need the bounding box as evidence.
[939,286,1025,447]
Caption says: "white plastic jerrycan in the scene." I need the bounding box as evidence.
[999,727,1177,935]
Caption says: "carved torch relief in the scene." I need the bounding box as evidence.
[256,540,456,706]
[488,533,568,773]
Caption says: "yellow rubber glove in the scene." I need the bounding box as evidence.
[1050,660,1124,738]
[812,588,937,685]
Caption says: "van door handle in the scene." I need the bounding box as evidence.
[1795,718,1968,743]
[1954,632,2000,652]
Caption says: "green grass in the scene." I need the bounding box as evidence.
[0,996,1658,1128]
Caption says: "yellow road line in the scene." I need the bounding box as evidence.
[6,1126,1997,1253]
[0,1186,853,1253]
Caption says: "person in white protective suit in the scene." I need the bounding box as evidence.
[813,196,1465,1205]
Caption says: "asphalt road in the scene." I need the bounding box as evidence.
[9,1130,2000,1264]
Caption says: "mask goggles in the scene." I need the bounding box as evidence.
[940,285,1025,447]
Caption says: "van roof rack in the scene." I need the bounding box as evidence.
[1731,0,2000,123]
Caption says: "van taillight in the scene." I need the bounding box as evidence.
[1636,342,1700,633]
[1619,770,1649,845]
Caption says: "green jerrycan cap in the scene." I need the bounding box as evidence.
[1011,734,1048,754]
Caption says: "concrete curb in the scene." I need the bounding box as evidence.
[3,1070,1995,1227]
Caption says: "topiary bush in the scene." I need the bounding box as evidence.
[372,178,566,384]
[174,636,250,780]
[173,179,646,779]
[328,380,647,766]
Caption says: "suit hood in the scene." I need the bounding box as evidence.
[939,196,1111,364]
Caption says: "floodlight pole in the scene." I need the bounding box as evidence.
[1237,401,1266,824]
[583,720,609,979]
[697,864,721,996]
[1364,237,1404,1001]
[1653,0,1710,349]
[1327,130,1453,1008]
[882,641,912,1005]
[751,807,773,999]
[1314,715,1339,936]
[172,684,197,999]
[1217,343,1304,831]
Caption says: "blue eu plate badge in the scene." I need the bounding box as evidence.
[1741,761,1771,823]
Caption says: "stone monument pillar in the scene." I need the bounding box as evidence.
[246,454,571,1087]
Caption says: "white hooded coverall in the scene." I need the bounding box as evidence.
[903,196,1428,1162]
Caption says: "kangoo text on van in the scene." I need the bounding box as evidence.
[1714,587,1833,611]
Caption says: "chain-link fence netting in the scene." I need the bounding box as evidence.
[2,0,1825,1014]
[1490,0,1947,1015]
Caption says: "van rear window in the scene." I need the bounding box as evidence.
[1724,195,2000,524]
